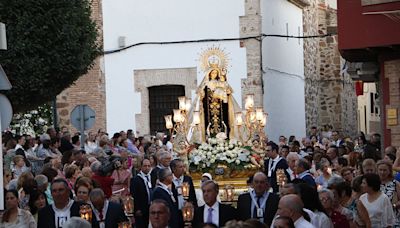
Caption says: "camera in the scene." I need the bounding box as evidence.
[97,155,122,176]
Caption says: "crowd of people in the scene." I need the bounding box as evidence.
[1,126,400,228]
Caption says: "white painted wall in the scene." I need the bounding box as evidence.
[261,0,306,141]
[357,83,379,134]
[102,0,247,134]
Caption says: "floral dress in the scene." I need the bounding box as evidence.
[381,180,400,227]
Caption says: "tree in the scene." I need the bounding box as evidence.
[0,0,100,113]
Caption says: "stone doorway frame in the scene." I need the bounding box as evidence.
[134,67,197,135]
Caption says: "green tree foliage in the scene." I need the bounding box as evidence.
[0,0,100,112]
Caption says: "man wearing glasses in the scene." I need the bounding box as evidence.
[149,199,171,228]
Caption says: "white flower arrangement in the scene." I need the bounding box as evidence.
[189,137,252,172]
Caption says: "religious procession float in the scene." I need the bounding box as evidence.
[163,47,273,193]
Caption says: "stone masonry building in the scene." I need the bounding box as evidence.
[303,0,358,138]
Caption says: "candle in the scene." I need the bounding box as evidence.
[182,202,194,222]
[79,204,92,223]
[261,113,268,126]
[193,111,200,125]
[182,182,190,199]
[235,112,243,126]
[224,185,235,202]
[256,107,263,121]
[245,94,254,110]
[178,96,186,111]
[173,109,182,123]
[185,98,191,112]
[164,115,173,129]
[123,196,134,216]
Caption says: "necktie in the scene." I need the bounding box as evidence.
[207,208,213,223]
[145,175,149,182]
[253,196,262,218]
[99,210,103,221]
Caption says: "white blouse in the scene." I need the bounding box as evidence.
[0,208,36,228]
[360,192,395,228]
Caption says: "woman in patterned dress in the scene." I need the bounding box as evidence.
[377,160,400,227]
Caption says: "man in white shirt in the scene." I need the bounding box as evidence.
[150,151,172,187]
[170,159,197,209]
[152,168,180,228]
[193,180,236,227]
[286,152,300,181]
[37,179,83,228]
[276,194,315,228]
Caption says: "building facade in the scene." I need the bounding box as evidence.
[58,0,358,141]
[338,0,400,147]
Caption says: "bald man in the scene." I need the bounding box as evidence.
[237,172,279,226]
[276,194,315,228]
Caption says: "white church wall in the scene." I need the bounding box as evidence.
[261,0,306,141]
[102,0,247,134]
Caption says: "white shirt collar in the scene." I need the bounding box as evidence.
[173,175,183,182]
[272,155,281,162]
[205,201,219,211]
[294,216,309,226]
[91,199,109,221]
[158,182,171,191]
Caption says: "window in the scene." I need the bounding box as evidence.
[148,85,185,135]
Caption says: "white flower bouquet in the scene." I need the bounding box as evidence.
[189,137,253,172]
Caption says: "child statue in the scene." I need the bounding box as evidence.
[250,139,265,168]
[174,140,190,171]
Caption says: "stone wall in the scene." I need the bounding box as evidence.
[385,59,400,147]
[303,0,320,135]
[240,0,263,108]
[303,0,358,137]
[134,67,197,136]
[56,0,106,133]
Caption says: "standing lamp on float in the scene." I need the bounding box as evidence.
[235,94,268,144]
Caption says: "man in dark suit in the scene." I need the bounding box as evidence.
[170,159,198,210]
[132,158,152,228]
[264,141,290,193]
[237,172,279,226]
[38,179,83,228]
[152,168,180,228]
[193,180,236,227]
[150,151,172,187]
[90,188,129,228]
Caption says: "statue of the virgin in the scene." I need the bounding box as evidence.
[189,47,241,142]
